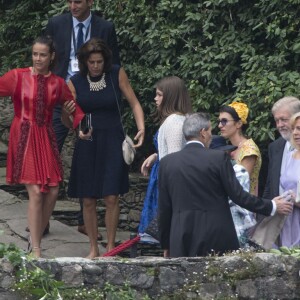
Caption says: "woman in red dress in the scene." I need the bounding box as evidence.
[0,36,81,258]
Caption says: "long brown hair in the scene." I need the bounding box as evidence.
[154,76,193,124]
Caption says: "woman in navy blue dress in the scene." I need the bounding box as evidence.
[67,38,144,258]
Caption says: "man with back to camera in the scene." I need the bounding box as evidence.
[158,112,293,257]
[44,0,120,237]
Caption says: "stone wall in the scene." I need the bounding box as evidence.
[1,253,300,299]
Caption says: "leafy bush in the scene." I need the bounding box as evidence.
[95,0,300,149]
[2,0,300,159]
[0,0,57,72]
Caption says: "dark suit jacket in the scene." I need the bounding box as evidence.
[45,12,120,79]
[262,137,286,199]
[158,143,273,257]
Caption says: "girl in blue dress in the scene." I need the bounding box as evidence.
[138,76,193,243]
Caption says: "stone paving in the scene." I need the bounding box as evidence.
[0,188,132,258]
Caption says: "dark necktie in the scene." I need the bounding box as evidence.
[77,23,84,51]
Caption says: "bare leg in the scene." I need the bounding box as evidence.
[83,197,99,258]
[26,184,43,258]
[104,195,119,251]
[41,186,59,233]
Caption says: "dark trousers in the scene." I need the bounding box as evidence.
[53,105,85,226]
[53,105,69,153]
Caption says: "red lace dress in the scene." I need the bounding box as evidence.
[0,67,79,192]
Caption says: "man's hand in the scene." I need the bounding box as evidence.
[273,195,294,215]
[163,249,170,258]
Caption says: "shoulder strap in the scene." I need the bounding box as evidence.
[110,72,126,138]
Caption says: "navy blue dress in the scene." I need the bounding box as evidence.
[68,65,129,198]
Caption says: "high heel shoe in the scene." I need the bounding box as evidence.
[25,222,50,236]
[27,235,32,253]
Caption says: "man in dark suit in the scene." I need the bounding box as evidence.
[249,97,300,247]
[158,113,293,257]
[45,0,120,237]
[263,96,300,199]
[45,0,120,151]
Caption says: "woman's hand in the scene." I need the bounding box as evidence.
[63,100,76,115]
[61,100,75,129]
[133,129,145,148]
[118,67,145,147]
[141,153,157,176]
[79,128,93,140]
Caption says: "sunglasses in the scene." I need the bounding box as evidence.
[218,118,235,126]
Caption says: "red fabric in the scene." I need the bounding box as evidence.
[73,103,85,129]
[0,67,80,192]
[102,236,141,257]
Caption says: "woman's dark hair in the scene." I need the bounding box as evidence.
[219,105,249,132]
[32,35,56,71]
[154,76,193,123]
[77,38,112,76]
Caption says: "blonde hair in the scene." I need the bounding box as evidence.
[290,112,300,150]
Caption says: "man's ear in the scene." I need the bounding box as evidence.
[200,128,206,139]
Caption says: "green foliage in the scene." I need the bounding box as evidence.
[0,242,63,299]
[103,281,137,300]
[94,0,300,153]
[0,0,56,72]
[269,246,300,258]
[1,242,150,299]
[0,242,24,264]
[60,287,105,300]
[2,0,300,156]
[60,282,151,300]
[14,264,64,300]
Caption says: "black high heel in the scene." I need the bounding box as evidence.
[27,235,32,253]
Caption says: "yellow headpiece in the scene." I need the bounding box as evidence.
[228,101,249,124]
